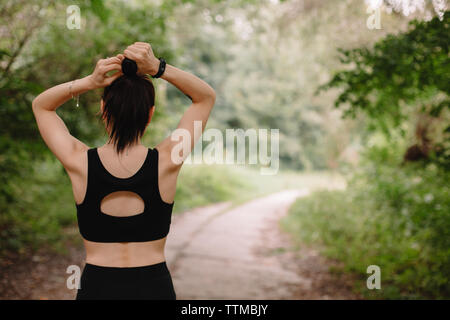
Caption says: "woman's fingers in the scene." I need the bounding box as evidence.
[123,48,140,60]
[105,71,122,85]
[130,42,148,49]
[102,56,121,65]
[125,44,148,56]
[134,42,149,46]
[134,42,150,50]
[102,63,122,74]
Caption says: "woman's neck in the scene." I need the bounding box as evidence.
[102,141,145,156]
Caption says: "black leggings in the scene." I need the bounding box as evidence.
[76,261,176,300]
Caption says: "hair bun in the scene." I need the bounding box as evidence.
[122,58,138,76]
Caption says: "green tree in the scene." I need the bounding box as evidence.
[0,0,178,253]
[320,12,450,165]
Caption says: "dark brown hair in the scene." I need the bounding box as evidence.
[101,58,155,154]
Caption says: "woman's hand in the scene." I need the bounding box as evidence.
[123,42,160,76]
[87,56,123,89]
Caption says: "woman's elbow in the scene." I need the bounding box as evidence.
[31,95,46,112]
[206,89,216,105]
[31,98,39,112]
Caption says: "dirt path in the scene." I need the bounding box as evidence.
[0,189,359,300]
[166,189,359,299]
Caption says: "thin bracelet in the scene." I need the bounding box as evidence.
[68,80,80,108]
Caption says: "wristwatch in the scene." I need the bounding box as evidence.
[151,57,166,78]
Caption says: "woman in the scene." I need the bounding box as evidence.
[31,42,216,299]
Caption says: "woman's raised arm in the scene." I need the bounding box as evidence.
[32,57,122,169]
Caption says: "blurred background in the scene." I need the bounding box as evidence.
[0,0,448,300]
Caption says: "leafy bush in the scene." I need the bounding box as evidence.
[173,164,250,213]
[281,147,450,299]
[0,157,75,256]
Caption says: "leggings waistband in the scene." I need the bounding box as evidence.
[82,261,170,281]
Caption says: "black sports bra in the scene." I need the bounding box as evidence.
[75,147,174,243]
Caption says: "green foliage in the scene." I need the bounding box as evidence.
[281,147,450,299]
[0,157,75,255]
[174,164,250,212]
[1,0,284,258]
[306,10,450,298]
[2,2,448,301]
[320,12,449,137]
[169,0,378,170]
[0,0,179,255]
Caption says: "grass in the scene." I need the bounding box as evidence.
[281,162,450,299]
